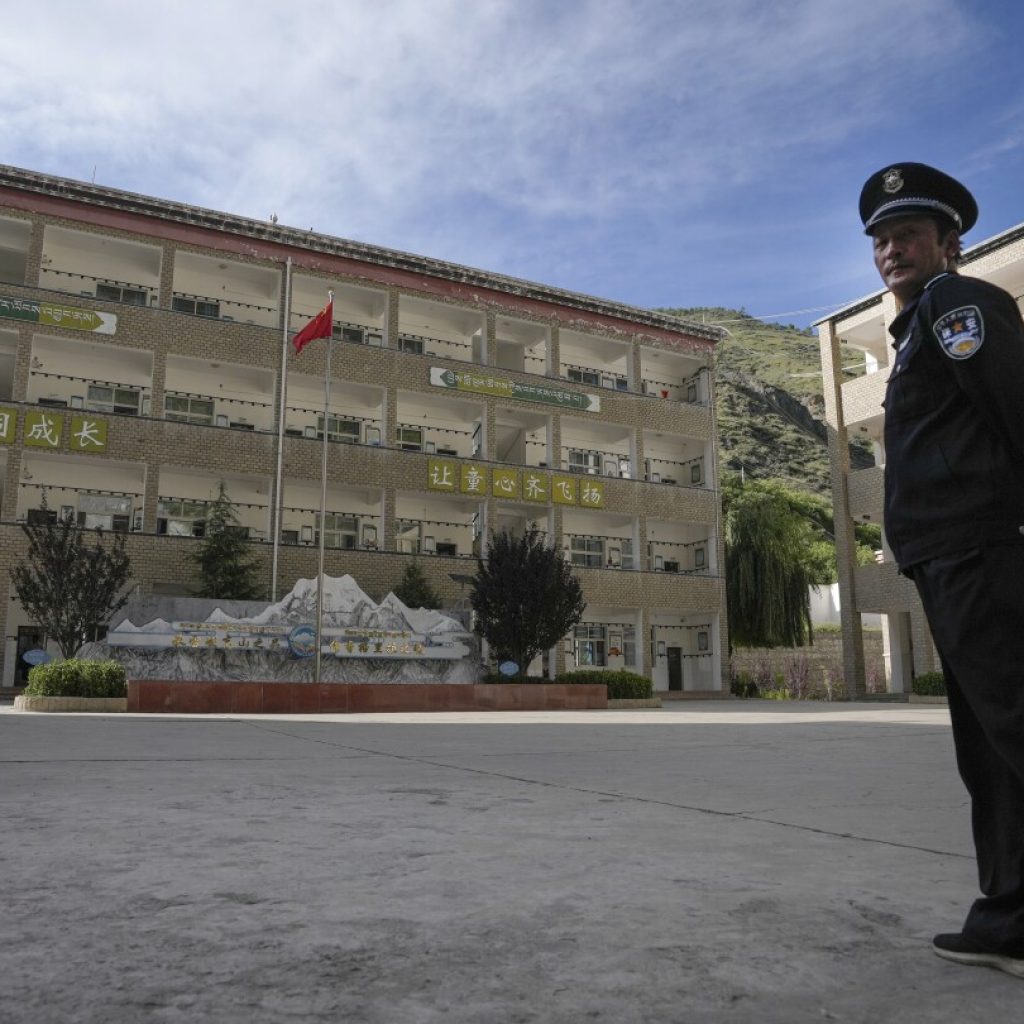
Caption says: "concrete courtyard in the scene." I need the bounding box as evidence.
[1,702,1018,1023]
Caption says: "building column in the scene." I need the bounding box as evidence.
[484,310,497,367]
[818,318,866,697]
[881,612,913,693]
[547,324,560,378]
[157,244,176,310]
[24,221,45,289]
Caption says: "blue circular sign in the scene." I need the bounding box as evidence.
[22,648,51,666]
[287,625,317,659]
[498,660,519,677]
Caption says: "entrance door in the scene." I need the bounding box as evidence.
[15,626,46,686]
[667,647,683,691]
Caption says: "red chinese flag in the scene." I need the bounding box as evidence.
[292,297,334,355]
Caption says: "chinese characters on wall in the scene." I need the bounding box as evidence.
[428,457,604,508]
[0,407,109,451]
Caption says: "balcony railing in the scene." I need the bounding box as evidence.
[39,268,156,306]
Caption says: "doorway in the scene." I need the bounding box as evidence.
[15,625,45,686]
[667,647,682,691]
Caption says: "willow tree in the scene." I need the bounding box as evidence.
[724,479,818,649]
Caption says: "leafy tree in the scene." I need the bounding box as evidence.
[470,526,585,677]
[723,478,819,649]
[393,560,442,609]
[192,482,263,599]
[12,500,132,659]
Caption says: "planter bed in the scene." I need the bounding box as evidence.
[128,680,608,714]
[14,695,127,713]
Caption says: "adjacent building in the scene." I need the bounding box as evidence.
[0,165,728,692]
[817,221,1024,693]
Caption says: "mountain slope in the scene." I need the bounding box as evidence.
[659,307,873,495]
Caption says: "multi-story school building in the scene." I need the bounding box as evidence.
[0,164,727,692]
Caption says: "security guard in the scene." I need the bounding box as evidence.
[861,162,1024,978]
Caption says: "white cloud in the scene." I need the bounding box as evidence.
[0,0,996,308]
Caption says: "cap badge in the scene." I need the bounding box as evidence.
[882,168,904,194]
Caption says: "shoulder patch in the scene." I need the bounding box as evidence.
[933,305,984,360]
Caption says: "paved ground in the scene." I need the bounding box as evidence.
[1,702,1018,1023]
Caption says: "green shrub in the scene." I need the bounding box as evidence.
[25,659,127,698]
[912,671,946,696]
[556,669,653,700]
[731,671,758,698]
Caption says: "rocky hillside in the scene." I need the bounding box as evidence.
[659,307,873,496]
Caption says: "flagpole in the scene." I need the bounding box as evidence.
[271,256,293,603]
[314,290,334,685]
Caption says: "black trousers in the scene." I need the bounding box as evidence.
[912,543,1024,954]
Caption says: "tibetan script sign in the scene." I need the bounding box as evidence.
[430,367,600,412]
[0,295,117,334]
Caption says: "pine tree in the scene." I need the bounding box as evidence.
[392,560,442,609]
[470,526,585,677]
[12,500,132,658]
[191,483,263,600]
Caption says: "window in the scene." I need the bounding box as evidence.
[317,414,360,444]
[694,546,706,569]
[336,325,365,344]
[87,385,141,416]
[570,536,603,568]
[620,539,635,570]
[281,529,299,544]
[690,462,703,485]
[321,514,358,550]
[396,519,421,553]
[573,624,606,666]
[622,626,637,666]
[435,541,458,557]
[165,394,214,425]
[399,335,425,355]
[96,282,148,306]
[77,494,133,531]
[172,295,220,318]
[568,449,601,475]
[567,367,600,387]
[27,508,57,525]
[397,426,423,451]
[156,499,207,537]
[687,381,698,403]
[615,376,629,391]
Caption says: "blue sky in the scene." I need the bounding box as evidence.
[2,0,1022,328]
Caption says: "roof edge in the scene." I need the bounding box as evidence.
[0,164,723,343]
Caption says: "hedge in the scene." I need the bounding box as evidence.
[912,671,946,697]
[556,669,653,700]
[25,659,127,698]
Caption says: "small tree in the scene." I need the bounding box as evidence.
[192,483,263,599]
[470,526,585,677]
[12,501,132,659]
[393,560,442,609]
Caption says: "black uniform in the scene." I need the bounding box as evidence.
[884,270,1024,954]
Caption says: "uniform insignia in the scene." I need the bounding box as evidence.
[933,305,984,360]
[882,168,904,194]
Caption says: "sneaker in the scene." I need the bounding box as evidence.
[933,932,1024,978]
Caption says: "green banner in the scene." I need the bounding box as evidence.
[430,367,600,412]
[0,295,117,334]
